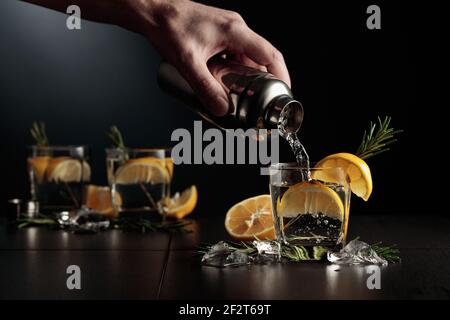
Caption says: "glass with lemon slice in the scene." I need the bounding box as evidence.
[106,148,173,214]
[269,163,351,247]
[28,145,91,211]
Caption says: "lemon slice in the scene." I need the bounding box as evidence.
[46,157,91,183]
[313,153,372,201]
[278,181,344,221]
[115,161,169,185]
[84,185,120,218]
[125,157,174,179]
[28,156,51,183]
[165,185,198,219]
[225,195,275,241]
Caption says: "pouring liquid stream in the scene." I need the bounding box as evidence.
[277,111,310,180]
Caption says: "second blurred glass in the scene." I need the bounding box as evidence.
[106,148,172,214]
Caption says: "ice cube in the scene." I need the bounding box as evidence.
[56,211,73,227]
[202,241,229,259]
[224,251,250,267]
[327,239,388,266]
[201,241,231,267]
[253,240,281,263]
[73,208,110,233]
[201,241,250,267]
[56,208,110,233]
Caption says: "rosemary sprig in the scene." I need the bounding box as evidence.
[198,240,329,261]
[371,242,401,263]
[30,121,49,146]
[111,218,192,234]
[107,125,126,150]
[349,236,401,263]
[356,116,402,160]
[197,241,256,256]
[198,238,401,263]
[16,215,191,234]
[16,215,58,229]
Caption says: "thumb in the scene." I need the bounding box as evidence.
[177,58,229,116]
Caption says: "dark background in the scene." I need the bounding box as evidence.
[0,0,420,216]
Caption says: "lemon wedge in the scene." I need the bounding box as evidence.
[313,153,372,201]
[165,185,198,219]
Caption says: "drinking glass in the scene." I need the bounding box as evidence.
[269,163,351,247]
[28,145,91,211]
[106,148,172,214]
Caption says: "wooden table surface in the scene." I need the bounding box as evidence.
[1,215,449,300]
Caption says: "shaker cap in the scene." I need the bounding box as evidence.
[265,95,304,136]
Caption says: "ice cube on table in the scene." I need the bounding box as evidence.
[201,241,250,267]
[224,251,250,267]
[253,240,281,263]
[55,208,110,233]
[201,241,230,266]
[201,241,229,261]
[327,239,388,266]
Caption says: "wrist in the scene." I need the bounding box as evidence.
[121,0,184,36]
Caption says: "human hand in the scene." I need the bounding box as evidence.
[126,0,291,116]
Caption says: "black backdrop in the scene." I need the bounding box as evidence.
[0,0,420,216]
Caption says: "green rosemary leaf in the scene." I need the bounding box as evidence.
[370,242,401,263]
[356,116,402,160]
[30,121,49,146]
[107,125,126,150]
[313,246,328,260]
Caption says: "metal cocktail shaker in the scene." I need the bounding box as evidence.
[157,57,303,136]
